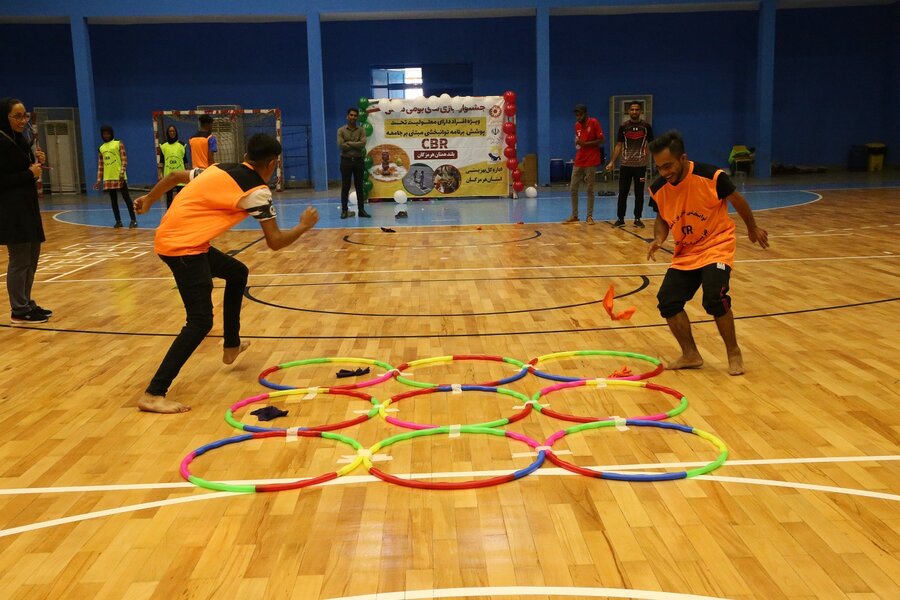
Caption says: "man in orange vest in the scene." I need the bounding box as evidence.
[189,114,217,168]
[647,131,768,376]
[134,134,319,414]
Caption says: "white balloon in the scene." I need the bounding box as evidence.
[413,96,426,109]
[450,96,463,111]
[439,93,451,103]
[390,99,404,112]
[393,190,408,204]
[349,191,358,205]
[524,186,538,198]
[427,96,441,110]
[377,98,390,113]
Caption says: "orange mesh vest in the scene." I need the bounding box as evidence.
[189,135,212,168]
[154,163,267,256]
[649,161,736,270]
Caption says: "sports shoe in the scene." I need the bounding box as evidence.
[31,305,52,317]
[562,215,579,223]
[358,210,372,218]
[113,221,123,228]
[340,210,349,219]
[634,219,645,228]
[11,310,49,325]
[129,220,138,229]
[612,219,626,228]
[586,216,595,225]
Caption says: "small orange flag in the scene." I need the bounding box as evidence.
[603,285,637,321]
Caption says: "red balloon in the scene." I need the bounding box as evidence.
[505,134,517,147]
[503,146,517,159]
[503,90,517,104]
[506,158,518,170]
[512,181,525,193]
[512,169,522,181]
[502,122,516,135]
[504,103,517,117]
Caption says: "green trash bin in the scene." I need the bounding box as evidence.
[865,143,886,172]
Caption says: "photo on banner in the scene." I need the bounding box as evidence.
[365,96,510,199]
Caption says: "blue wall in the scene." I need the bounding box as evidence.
[774,5,892,166]
[322,17,536,173]
[888,3,900,164]
[2,24,77,107]
[89,21,310,185]
[551,11,757,168]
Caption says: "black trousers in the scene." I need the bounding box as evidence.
[108,184,136,222]
[617,165,647,220]
[146,247,249,397]
[340,156,366,211]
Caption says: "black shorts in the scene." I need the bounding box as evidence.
[657,263,732,319]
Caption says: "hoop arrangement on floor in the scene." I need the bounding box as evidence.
[226,387,380,433]
[528,350,664,382]
[258,356,396,391]
[544,419,728,482]
[366,425,545,490]
[380,385,533,429]
[181,350,728,492]
[181,429,363,493]
[394,354,529,388]
[529,378,689,424]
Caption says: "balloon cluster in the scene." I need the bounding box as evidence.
[502,90,524,194]
[358,97,374,199]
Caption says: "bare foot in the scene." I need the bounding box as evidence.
[727,351,744,376]
[223,341,250,365]
[138,394,191,414]
[666,354,704,370]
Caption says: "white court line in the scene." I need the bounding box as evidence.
[326,586,730,600]
[43,259,106,282]
[1,455,897,539]
[35,253,900,284]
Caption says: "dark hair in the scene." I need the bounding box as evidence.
[198,114,213,126]
[0,97,30,153]
[246,133,282,163]
[649,130,685,157]
[347,107,359,115]
[628,101,643,110]
[100,124,114,137]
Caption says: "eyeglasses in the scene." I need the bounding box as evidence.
[8,113,28,122]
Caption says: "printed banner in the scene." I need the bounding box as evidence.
[364,96,510,199]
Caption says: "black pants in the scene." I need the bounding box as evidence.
[165,185,184,209]
[340,156,366,211]
[657,263,732,319]
[146,247,249,397]
[5,242,41,317]
[108,184,136,223]
[617,165,647,220]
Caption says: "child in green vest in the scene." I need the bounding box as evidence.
[94,124,137,228]
[158,125,186,208]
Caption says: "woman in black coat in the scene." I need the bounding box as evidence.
[0,97,50,324]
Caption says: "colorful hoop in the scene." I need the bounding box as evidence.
[180,429,363,493]
[226,387,380,433]
[380,385,533,430]
[258,356,396,391]
[528,350,663,382]
[544,419,728,482]
[529,378,688,423]
[394,354,529,389]
[366,425,544,490]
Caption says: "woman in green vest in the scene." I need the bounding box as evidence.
[159,125,186,208]
[93,124,137,228]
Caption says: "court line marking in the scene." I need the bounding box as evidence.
[29,253,900,284]
[326,586,730,600]
[1,454,897,541]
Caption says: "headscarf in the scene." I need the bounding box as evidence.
[166,125,180,144]
[0,96,32,155]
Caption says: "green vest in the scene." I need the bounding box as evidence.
[160,141,186,176]
[99,140,125,181]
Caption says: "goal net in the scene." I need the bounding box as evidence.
[152,107,283,191]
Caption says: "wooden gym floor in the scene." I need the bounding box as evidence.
[0,187,897,600]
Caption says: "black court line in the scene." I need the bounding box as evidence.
[342,229,542,247]
[227,235,267,256]
[243,272,667,289]
[242,276,650,317]
[2,298,895,340]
